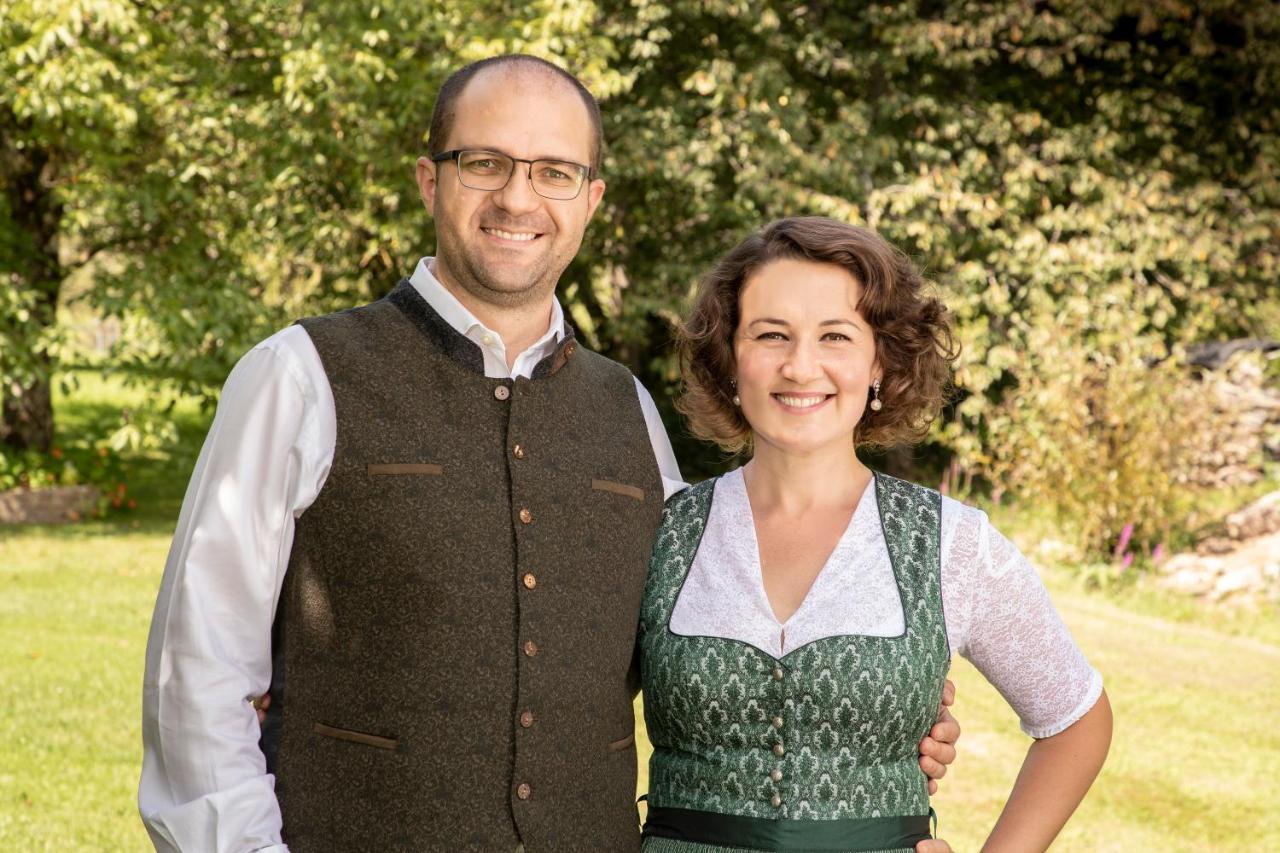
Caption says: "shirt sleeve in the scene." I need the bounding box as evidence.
[633,376,688,500]
[139,331,330,852]
[941,499,1103,739]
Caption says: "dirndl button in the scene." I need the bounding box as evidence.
[770,794,782,808]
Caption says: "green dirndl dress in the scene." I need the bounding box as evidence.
[638,472,949,853]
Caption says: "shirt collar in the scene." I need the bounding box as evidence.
[408,257,567,353]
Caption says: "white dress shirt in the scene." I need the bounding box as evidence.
[139,259,685,852]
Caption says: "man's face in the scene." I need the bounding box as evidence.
[416,69,606,312]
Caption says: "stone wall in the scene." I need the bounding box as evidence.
[1186,348,1280,489]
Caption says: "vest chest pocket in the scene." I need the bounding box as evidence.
[366,463,443,476]
[590,478,644,502]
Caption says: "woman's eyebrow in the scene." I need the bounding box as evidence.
[747,318,790,328]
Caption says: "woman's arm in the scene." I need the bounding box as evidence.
[981,689,1113,852]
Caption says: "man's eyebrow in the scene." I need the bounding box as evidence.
[457,145,588,165]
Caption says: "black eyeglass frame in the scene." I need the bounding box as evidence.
[430,148,596,200]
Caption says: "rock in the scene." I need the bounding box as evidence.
[1225,491,1280,539]
[1210,565,1265,600]
[1160,530,1280,605]
[1161,565,1220,596]
[0,485,100,525]
[1196,536,1237,555]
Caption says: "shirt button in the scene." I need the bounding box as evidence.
[772,743,785,757]
[494,385,511,401]
[482,333,496,347]
[519,508,532,524]
[517,782,532,800]
[770,768,783,782]
[770,794,782,808]
[522,572,537,590]
[523,640,539,657]
[519,710,535,728]
[513,444,525,459]
[772,667,785,681]
[772,716,784,730]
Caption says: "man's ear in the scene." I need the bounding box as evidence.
[584,177,606,221]
[416,156,438,212]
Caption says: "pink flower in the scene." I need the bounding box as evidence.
[1113,523,1135,559]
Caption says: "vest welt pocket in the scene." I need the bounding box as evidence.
[591,479,644,502]
[366,463,443,476]
[607,733,635,752]
[313,721,398,750]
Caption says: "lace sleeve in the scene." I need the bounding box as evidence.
[941,499,1103,738]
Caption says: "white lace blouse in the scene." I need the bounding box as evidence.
[668,469,1103,739]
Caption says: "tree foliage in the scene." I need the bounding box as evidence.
[3,0,1277,554]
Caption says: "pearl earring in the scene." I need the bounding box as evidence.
[731,378,740,407]
[869,378,883,412]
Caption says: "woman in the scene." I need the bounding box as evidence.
[639,217,1111,852]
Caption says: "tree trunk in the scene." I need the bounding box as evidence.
[1,364,54,454]
[1,122,63,455]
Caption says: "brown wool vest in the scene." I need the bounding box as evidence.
[261,281,663,852]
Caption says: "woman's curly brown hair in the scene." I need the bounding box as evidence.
[677,216,959,454]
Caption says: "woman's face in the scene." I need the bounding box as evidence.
[734,257,880,458]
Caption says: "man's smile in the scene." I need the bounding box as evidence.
[481,226,544,244]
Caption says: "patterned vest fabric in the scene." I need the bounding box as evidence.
[638,473,949,853]
[263,281,664,852]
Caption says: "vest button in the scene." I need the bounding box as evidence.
[772,716,784,730]
[516,782,532,800]
[519,710,535,728]
[523,640,539,657]
[519,508,532,524]
[772,667,784,681]
[522,572,537,590]
[770,768,783,782]
[770,794,782,808]
[772,743,785,757]
[494,385,511,401]
[513,444,525,459]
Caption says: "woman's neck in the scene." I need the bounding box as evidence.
[742,441,871,515]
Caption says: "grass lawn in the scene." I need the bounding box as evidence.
[3,373,1279,850]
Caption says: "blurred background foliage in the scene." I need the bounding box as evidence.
[2,0,1278,559]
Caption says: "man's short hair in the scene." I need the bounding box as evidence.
[427,54,604,176]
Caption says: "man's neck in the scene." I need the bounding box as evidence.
[431,259,558,371]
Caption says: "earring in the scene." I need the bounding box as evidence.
[731,378,740,407]
[869,378,883,412]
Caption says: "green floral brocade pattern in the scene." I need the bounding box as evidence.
[639,473,949,852]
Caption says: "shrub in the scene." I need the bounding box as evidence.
[972,335,1221,561]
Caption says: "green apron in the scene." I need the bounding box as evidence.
[638,472,949,853]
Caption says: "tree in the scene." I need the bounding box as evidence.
[4,0,1278,552]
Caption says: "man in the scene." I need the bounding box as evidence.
[139,54,958,852]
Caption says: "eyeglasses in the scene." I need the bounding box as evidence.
[431,149,593,201]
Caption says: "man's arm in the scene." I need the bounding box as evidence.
[140,334,329,852]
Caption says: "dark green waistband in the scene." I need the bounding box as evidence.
[642,806,931,852]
